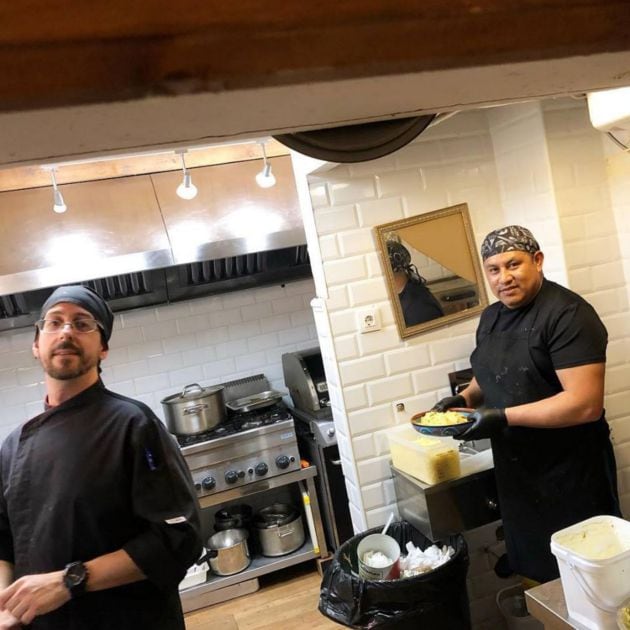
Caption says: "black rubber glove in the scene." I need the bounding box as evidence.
[431,394,466,412]
[455,407,507,441]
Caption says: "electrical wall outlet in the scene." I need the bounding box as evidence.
[358,306,381,333]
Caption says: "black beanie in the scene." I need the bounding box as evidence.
[39,285,114,347]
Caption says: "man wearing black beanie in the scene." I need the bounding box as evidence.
[0,285,202,629]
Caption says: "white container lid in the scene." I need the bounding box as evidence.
[551,515,630,564]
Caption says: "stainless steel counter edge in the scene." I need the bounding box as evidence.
[525,579,581,629]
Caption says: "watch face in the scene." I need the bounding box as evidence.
[64,562,87,591]
[66,569,83,586]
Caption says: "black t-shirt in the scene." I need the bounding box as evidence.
[476,278,607,389]
[399,280,444,326]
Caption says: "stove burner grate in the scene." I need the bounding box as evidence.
[175,403,293,448]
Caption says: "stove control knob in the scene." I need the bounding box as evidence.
[201,476,216,491]
[225,470,239,484]
[194,482,202,492]
[255,462,269,476]
[327,427,335,437]
[275,455,290,470]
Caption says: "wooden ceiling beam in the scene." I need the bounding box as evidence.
[1,1,629,113]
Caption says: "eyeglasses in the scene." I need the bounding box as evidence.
[35,318,103,334]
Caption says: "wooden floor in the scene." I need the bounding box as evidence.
[184,562,340,629]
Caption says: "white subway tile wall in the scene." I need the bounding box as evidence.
[304,101,630,629]
[0,279,319,437]
[542,98,630,511]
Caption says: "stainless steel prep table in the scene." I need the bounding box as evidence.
[525,579,578,629]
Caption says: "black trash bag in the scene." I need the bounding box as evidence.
[319,521,470,630]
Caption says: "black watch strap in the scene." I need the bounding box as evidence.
[63,561,88,598]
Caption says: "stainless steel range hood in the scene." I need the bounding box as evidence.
[0,156,311,330]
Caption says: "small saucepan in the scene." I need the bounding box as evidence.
[161,383,226,436]
[199,528,251,576]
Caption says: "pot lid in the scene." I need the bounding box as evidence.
[215,504,253,521]
[254,503,299,528]
[160,382,224,405]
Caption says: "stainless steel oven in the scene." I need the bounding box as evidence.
[172,374,327,612]
[282,348,354,551]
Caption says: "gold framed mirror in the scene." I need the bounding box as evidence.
[374,203,488,339]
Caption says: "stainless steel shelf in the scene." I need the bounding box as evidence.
[180,536,319,604]
[180,464,328,611]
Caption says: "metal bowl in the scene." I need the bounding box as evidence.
[410,408,475,437]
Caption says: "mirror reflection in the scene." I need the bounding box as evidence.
[375,203,488,338]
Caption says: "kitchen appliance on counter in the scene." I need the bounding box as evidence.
[282,349,354,551]
[173,373,327,613]
[282,347,330,414]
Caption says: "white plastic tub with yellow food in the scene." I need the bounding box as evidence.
[388,425,461,485]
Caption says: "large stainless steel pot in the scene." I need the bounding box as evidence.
[202,528,250,576]
[160,383,226,435]
[254,503,305,557]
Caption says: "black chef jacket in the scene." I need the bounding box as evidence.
[0,381,203,629]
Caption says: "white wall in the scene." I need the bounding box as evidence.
[541,98,630,500]
[0,278,318,437]
[300,100,630,629]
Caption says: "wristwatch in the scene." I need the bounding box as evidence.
[63,561,88,598]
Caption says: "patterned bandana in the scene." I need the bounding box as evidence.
[480,225,540,261]
[387,241,411,272]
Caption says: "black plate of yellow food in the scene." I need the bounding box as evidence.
[411,408,475,437]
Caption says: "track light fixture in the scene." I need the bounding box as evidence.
[255,142,276,188]
[50,168,67,214]
[175,150,198,200]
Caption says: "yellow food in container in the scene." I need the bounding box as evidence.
[388,426,461,485]
[417,410,469,426]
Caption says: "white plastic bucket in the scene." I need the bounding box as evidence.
[550,515,630,630]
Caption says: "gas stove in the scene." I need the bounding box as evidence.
[176,376,301,499]
[176,403,294,448]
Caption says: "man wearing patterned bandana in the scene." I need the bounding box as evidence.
[433,225,621,584]
[387,241,444,326]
